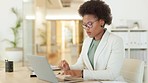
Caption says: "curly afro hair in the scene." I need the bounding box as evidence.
[78,0,112,25]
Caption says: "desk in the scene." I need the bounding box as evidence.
[0,67,127,83]
[0,67,49,83]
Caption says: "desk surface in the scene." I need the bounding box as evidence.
[0,67,127,83]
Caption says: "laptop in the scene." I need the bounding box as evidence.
[28,55,83,83]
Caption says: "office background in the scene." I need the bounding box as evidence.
[0,0,147,83]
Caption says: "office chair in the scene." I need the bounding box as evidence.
[121,59,144,83]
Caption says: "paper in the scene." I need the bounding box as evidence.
[50,65,61,71]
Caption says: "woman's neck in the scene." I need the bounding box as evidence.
[94,29,105,40]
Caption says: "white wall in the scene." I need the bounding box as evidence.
[0,0,22,60]
[105,0,148,28]
[46,0,148,28]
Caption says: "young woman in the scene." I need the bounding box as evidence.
[59,0,125,81]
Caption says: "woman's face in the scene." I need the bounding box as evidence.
[82,14,104,39]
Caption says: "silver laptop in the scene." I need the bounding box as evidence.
[28,55,83,83]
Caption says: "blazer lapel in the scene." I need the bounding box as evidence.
[94,31,110,69]
[84,38,94,70]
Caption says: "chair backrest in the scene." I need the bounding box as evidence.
[121,59,144,83]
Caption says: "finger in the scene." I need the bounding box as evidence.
[59,60,65,68]
[61,72,64,75]
[62,61,67,68]
[62,71,67,75]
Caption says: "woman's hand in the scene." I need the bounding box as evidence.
[62,70,82,77]
[58,60,70,70]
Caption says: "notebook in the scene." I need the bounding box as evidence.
[28,55,83,83]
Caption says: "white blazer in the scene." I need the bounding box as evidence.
[70,30,125,81]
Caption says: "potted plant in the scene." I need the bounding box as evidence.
[37,28,47,53]
[4,7,23,62]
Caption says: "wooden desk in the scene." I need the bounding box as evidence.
[0,67,49,83]
[0,67,127,83]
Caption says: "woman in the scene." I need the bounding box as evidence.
[59,0,125,81]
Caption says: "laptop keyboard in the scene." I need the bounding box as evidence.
[57,76,83,82]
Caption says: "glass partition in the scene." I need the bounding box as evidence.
[23,0,84,66]
[46,20,83,65]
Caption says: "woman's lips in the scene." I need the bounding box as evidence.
[87,32,91,35]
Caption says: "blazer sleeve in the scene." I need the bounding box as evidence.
[69,38,88,70]
[84,36,125,80]
[69,52,84,70]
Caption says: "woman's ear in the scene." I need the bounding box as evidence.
[99,19,105,27]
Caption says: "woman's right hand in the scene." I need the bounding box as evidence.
[58,60,70,70]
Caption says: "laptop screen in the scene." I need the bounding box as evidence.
[28,55,59,83]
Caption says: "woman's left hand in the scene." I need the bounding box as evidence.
[62,70,82,77]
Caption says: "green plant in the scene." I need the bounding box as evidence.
[38,28,47,46]
[5,7,23,48]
